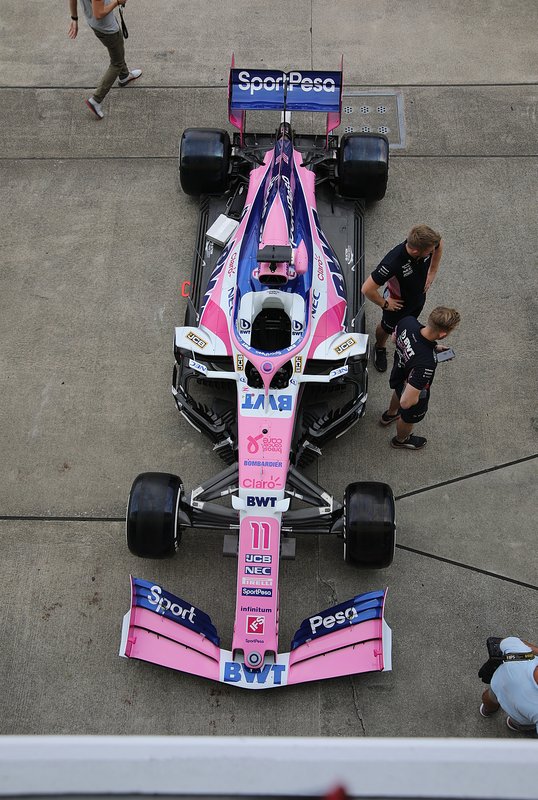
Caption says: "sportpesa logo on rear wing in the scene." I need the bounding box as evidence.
[229,69,342,112]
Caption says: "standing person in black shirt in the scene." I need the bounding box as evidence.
[380,307,460,450]
[362,225,443,372]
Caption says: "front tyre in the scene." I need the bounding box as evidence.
[179,128,231,196]
[337,133,389,201]
[343,481,395,568]
[126,472,183,558]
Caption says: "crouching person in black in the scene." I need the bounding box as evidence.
[380,306,460,450]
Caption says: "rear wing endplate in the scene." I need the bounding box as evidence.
[228,57,343,144]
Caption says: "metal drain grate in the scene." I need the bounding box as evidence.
[341,91,405,148]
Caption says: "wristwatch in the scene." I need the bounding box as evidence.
[382,299,389,310]
[71,15,78,20]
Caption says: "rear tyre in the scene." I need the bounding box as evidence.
[126,472,183,558]
[179,128,231,196]
[337,133,389,201]
[343,481,395,568]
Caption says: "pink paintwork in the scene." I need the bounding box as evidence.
[121,79,392,689]
[120,580,390,689]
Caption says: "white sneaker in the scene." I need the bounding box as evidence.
[118,69,142,86]
[85,96,104,119]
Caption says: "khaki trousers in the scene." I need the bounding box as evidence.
[92,29,129,103]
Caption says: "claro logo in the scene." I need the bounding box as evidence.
[237,71,336,95]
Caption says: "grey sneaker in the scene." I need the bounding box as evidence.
[118,69,142,86]
[85,96,104,119]
[391,435,427,450]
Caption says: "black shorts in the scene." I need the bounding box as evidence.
[390,366,430,424]
[380,298,426,335]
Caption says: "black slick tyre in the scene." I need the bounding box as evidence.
[337,133,389,201]
[343,481,395,568]
[179,128,231,196]
[126,472,183,558]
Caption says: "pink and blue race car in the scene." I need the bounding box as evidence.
[120,65,395,689]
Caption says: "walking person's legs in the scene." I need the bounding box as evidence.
[92,29,128,103]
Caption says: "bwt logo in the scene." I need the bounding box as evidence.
[147,585,196,623]
[309,605,359,634]
[237,70,336,95]
[241,394,292,411]
[246,615,265,635]
[223,662,287,685]
[246,495,277,508]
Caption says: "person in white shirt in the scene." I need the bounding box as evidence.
[481,636,538,734]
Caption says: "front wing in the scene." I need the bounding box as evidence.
[120,578,391,690]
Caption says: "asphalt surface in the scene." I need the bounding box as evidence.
[0,1,537,738]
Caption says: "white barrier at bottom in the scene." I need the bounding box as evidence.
[0,736,537,799]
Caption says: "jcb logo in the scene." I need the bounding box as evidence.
[186,331,207,349]
[334,337,355,355]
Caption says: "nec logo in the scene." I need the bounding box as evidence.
[245,566,272,576]
[246,495,277,508]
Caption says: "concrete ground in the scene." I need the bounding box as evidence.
[0,0,537,738]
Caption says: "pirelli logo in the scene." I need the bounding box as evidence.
[294,356,302,373]
[186,331,208,349]
[334,337,355,356]
[237,353,245,371]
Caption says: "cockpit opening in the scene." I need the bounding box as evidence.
[251,306,291,352]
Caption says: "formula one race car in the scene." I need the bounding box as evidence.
[120,65,395,689]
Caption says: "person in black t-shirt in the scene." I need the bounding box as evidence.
[380,306,460,450]
[362,224,443,372]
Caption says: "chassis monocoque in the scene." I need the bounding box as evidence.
[120,67,396,690]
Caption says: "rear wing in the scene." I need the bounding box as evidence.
[228,59,343,144]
